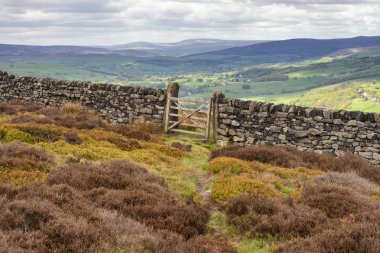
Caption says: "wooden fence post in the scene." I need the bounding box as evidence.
[164,82,180,133]
[205,98,213,140]
[212,91,225,144]
[164,93,171,133]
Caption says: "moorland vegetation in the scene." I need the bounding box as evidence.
[0,101,379,252]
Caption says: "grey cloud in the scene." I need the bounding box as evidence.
[0,0,379,45]
[1,0,121,13]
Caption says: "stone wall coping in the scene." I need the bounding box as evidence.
[219,97,380,124]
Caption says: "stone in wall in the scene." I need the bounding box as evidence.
[214,96,380,165]
[0,70,167,125]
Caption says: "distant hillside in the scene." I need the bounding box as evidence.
[0,44,154,59]
[188,36,380,60]
[0,39,267,59]
[107,39,268,56]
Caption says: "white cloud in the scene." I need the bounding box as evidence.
[0,0,379,45]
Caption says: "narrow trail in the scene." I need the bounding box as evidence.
[197,173,218,212]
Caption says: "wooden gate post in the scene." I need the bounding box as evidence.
[205,98,213,140]
[212,91,225,143]
[164,82,180,133]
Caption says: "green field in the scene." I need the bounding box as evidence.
[1,47,380,112]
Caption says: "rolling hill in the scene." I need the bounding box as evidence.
[188,36,380,61]
[0,44,156,59]
[0,36,379,112]
[106,39,267,56]
[0,39,268,60]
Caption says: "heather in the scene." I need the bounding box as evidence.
[211,145,380,184]
[1,101,380,252]
[0,161,232,252]
[209,145,380,252]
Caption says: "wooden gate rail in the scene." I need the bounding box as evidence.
[164,95,212,140]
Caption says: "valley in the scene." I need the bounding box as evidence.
[1,37,380,112]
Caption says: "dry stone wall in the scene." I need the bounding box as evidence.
[214,96,380,165]
[0,70,167,124]
[2,70,379,164]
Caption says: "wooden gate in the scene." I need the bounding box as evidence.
[164,96,212,140]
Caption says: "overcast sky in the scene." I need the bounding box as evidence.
[0,0,379,45]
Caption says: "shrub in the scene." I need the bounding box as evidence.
[211,175,280,202]
[0,198,104,253]
[35,103,105,130]
[143,142,186,158]
[47,161,165,190]
[107,124,151,141]
[300,183,378,219]
[331,154,380,184]
[171,142,192,152]
[0,142,54,172]
[61,103,85,115]
[7,101,43,113]
[10,114,55,125]
[132,120,163,134]
[315,172,380,196]
[210,145,304,167]
[10,115,40,124]
[181,236,237,253]
[0,160,221,252]
[17,125,61,142]
[209,157,251,175]
[57,112,104,130]
[275,222,380,253]
[0,230,25,253]
[104,137,141,151]
[48,161,209,239]
[0,198,60,231]
[3,128,35,144]
[125,139,142,149]
[0,170,48,186]
[38,140,129,161]
[122,129,151,141]
[97,210,185,253]
[0,103,17,115]
[0,127,6,140]
[64,132,82,145]
[211,145,380,184]
[224,194,327,239]
[250,162,324,179]
[37,106,61,118]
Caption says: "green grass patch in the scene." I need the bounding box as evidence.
[238,239,270,253]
